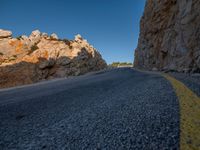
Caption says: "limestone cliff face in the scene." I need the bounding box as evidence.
[134,0,200,72]
[0,29,107,88]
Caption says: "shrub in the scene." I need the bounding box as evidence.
[111,62,133,67]
[28,44,39,55]
[0,52,3,56]
[62,39,71,45]
[31,45,39,51]
[16,36,22,40]
[9,56,16,61]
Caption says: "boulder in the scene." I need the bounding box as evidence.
[75,34,83,42]
[29,30,41,44]
[50,33,58,40]
[0,29,12,38]
[30,30,41,37]
[42,32,48,37]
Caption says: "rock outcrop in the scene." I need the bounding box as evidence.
[134,0,200,73]
[0,29,12,38]
[0,29,107,88]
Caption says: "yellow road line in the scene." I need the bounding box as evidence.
[163,74,200,150]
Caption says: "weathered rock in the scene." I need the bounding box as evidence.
[0,30,107,88]
[56,57,71,66]
[39,58,55,69]
[30,30,41,37]
[42,32,48,37]
[50,33,58,40]
[0,29,12,38]
[134,0,200,73]
[75,34,83,42]
[29,30,41,44]
[21,35,29,40]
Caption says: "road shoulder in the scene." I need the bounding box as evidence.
[163,74,200,150]
[132,68,200,149]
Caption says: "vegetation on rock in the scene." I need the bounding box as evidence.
[110,62,133,67]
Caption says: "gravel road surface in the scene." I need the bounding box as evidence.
[0,68,179,149]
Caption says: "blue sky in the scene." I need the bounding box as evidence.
[0,0,146,64]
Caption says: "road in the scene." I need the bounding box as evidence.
[0,68,180,149]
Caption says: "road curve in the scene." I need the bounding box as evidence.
[0,68,179,149]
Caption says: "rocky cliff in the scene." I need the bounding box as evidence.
[0,29,107,88]
[134,0,200,73]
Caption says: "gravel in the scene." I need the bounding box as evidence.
[0,68,179,149]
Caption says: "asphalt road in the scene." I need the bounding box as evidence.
[0,68,179,150]
[170,72,200,97]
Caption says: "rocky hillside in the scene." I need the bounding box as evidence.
[134,0,200,73]
[0,29,107,88]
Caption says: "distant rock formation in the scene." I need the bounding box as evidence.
[134,0,200,73]
[0,29,107,88]
[0,29,12,38]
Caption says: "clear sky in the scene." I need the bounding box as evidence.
[0,0,146,64]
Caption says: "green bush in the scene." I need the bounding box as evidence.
[28,44,39,55]
[111,62,133,67]
[62,39,70,44]
[16,36,22,40]
[31,45,39,51]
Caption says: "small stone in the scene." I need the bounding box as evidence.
[152,67,158,71]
